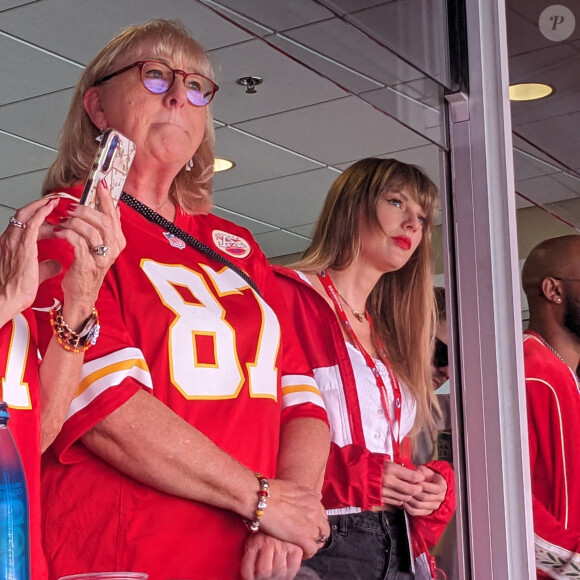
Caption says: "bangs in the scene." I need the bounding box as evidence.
[387,167,439,230]
[89,20,215,87]
[140,35,214,79]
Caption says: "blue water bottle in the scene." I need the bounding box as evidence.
[0,402,30,579]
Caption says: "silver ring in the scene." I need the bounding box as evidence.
[9,216,27,229]
[92,245,109,256]
[314,534,328,545]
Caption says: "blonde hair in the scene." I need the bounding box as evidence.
[293,158,440,432]
[42,19,215,213]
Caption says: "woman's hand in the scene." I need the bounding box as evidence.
[0,197,60,326]
[56,181,126,326]
[258,478,329,560]
[240,533,303,580]
[402,465,447,517]
[381,460,425,507]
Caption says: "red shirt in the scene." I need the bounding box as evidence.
[523,331,580,578]
[0,309,47,579]
[34,187,326,580]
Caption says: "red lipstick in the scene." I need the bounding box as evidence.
[392,236,412,250]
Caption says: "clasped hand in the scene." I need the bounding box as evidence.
[240,478,329,580]
[381,461,447,517]
[0,182,125,326]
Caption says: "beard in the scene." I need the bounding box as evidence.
[563,294,580,338]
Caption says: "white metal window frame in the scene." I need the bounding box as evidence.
[441,1,536,578]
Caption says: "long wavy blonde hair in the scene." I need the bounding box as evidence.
[42,19,215,213]
[293,158,440,432]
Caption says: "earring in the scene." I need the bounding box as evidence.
[185,158,194,172]
[95,122,106,143]
[557,298,562,303]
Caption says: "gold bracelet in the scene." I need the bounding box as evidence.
[49,303,100,354]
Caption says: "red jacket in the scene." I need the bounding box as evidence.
[275,267,455,578]
[524,332,580,579]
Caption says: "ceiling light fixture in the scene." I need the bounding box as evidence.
[214,158,235,172]
[509,82,554,101]
[236,76,263,94]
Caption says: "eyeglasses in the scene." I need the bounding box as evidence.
[433,338,448,368]
[94,60,219,107]
[552,277,580,283]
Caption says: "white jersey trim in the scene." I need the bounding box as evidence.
[66,347,153,419]
[535,533,580,579]
[281,374,325,409]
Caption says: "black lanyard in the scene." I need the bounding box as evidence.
[120,193,262,297]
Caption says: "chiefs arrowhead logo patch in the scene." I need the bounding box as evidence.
[212,230,252,259]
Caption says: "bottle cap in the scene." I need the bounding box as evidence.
[0,401,9,421]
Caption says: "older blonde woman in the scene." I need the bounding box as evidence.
[35,19,329,580]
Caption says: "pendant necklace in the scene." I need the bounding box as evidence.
[335,290,366,322]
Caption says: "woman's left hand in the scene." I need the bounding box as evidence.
[402,465,447,517]
[240,533,303,580]
[55,180,126,324]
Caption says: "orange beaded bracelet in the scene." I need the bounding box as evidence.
[243,473,270,533]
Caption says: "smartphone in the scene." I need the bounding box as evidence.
[80,128,136,209]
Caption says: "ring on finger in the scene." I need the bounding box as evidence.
[314,534,329,544]
[9,216,27,229]
[92,244,109,257]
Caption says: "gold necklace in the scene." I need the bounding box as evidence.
[336,290,366,323]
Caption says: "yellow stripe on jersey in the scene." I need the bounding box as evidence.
[281,384,322,397]
[281,375,325,410]
[77,358,150,396]
[66,348,153,420]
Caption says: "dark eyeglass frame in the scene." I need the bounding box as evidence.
[433,338,448,369]
[94,60,219,107]
[551,276,580,283]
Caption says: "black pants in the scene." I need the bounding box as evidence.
[297,510,413,580]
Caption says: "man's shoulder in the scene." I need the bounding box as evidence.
[523,333,572,390]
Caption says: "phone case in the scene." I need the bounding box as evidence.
[80,128,136,209]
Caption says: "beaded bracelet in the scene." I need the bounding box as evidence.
[49,303,100,354]
[243,473,270,533]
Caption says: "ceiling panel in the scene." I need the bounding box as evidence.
[0,0,251,62]
[335,143,440,184]
[516,111,580,170]
[263,33,381,95]
[213,126,323,190]
[513,149,560,181]
[253,228,310,258]
[0,88,74,148]
[202,0,333,31]
[0,133,55,181]
[284,17,422,87]
[0,206,15,228]
[0,34,82,105]
[214,167,340,227]
[516,172,580,205]
[507,3,580,57]
[1,0,37,9]
[0,169,49,209]
[236,96,428,166]
[318,1,390,13]
[288,222,316,237]
[210,38,347,125]
[210,206,277,236]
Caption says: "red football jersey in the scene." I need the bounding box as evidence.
[0,310,47,579]
[34,187,325,580]
[523,332,580,579]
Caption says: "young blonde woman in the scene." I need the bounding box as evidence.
[275,158,455,579]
